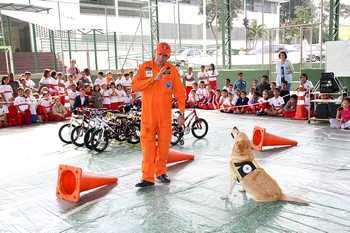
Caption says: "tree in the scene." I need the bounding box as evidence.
[281,5,315,44]
[280,0,316,25]
[247,19,265,49]
[198,0,243,41]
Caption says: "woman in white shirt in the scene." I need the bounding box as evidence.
[276,51,294,91]
[207,63,219,90]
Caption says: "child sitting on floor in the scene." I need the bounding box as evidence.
[52,96,68,121]
[220,90,231,113]
[256,90,270,116]
[0,97,8,127]
[266,88,285,116]
[234,90,250,114]
[248,91,260,113]
[187,89,199,108]
[283,94,298,118]
[329,97,350,130]
[208,89,221,110]
[280,80,290,104]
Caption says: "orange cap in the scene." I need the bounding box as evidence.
[156,42,171,57]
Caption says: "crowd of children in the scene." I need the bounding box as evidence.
[184,71,312,118]
[0,61,349,130]
[0,61,138,128]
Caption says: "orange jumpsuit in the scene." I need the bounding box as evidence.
[132,60,186,182]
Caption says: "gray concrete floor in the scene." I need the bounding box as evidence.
[0,110,350,233]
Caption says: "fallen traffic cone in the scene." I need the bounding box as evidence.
[167,149,194,164]
[252,126,298,151]
[293,87,308,120]
[56,164,118,202]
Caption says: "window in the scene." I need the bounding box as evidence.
[245,0,277,14]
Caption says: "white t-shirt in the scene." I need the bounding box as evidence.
[185,73,195,87]
[121,77,131,87]
[39,77,50,86]
[0,84,13,102]
[65,80,75,89]
[232,95,239,105]
[102,89,112,105]
[207,70,219,82]
[14,96,30,112]
[302,80,313,90]
[115,78,122,86]
[48,78,59,95]
[196,88,208,100]
[39,96,52,112]
[94,78,104,86]
[222,97,231,106]
[187,92,199,103]
[268,96,285,108]
[26,79,36,89]
[58,80,66,94]
[27,96,37,115]
[110,89,126,103]
[68,90,78,106]
[124,95,132,104]
[197,71,208,84]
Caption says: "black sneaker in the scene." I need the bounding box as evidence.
[156,174,171,184]
[135,180,155,188]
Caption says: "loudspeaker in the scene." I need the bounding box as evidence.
[319,72,340,93]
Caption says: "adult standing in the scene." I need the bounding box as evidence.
[276,51,294,91]
[132,42,186,188]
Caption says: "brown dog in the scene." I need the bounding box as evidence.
[221,127,308,204]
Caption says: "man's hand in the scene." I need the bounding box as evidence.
[153,67,168,81]
[177,113,185,126]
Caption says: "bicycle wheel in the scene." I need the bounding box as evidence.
[171,123,183,146]
[71,125,88,147]
[84,127,96,150]
[191,118,208,139]
[91,129,109,152]
[127,123,140,144]
[58,123,77,144]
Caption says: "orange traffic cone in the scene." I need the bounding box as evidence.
[167,149,194,164]
[252,126,298,151]
[293,87,308,120]
[56,164,118,202]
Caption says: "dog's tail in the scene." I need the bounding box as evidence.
[280,194,309,205]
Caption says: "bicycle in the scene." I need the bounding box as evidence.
[58,111,83,144]
[90,111,141,152]
[171,109,208,146]
[70,108,105,147]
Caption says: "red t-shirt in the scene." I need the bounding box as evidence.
[340,107,350,121]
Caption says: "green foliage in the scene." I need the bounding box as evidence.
[247,19,265,49]
[198,0,242,40]
[294,6,315,24]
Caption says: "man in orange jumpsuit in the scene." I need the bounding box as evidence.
[132,42,186,188]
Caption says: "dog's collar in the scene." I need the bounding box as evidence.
[232,160,259,181]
